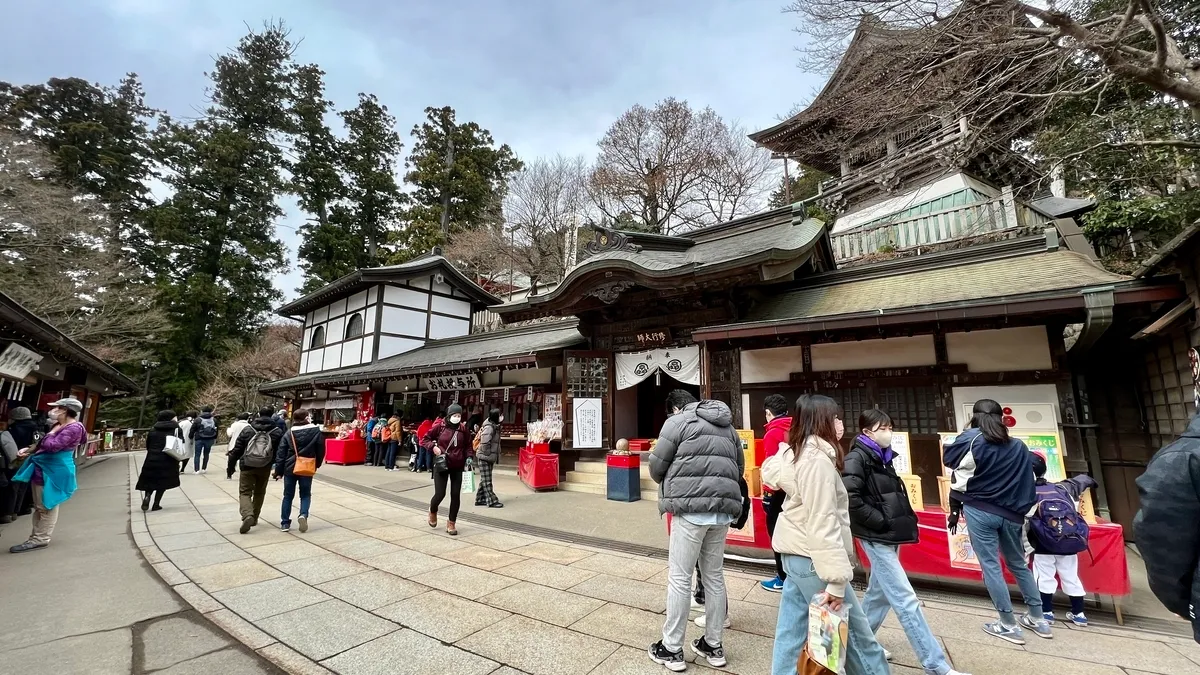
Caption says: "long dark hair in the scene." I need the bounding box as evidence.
[968,398,1010,444]
[788,394,845,469]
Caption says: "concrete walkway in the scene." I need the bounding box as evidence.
[124,454,1200,675]
[0,455,283,674]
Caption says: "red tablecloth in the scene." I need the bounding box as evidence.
[518,444,559,490]
[325,438,366,465]
[672,503,1130,597]
[856,510,1131,596]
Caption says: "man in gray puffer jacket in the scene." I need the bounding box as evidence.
[647,391,744,672]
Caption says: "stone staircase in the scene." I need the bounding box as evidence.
[560,457,660,502]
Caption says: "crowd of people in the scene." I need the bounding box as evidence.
[645,390,1122,674]
[6,384,1198,673]
[125,401,505,538]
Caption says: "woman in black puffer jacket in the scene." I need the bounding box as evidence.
[138,411,184,511]
[843,409,960,675]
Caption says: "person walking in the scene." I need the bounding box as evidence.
[228,407,283,534]
[1135,414,1200,644]
[1028,454,1097,627]
[274,409,325,533]
[474,409,503,508]
[9,397,83,553]
[189,405,219,474]
[943,398,1049,644]
[384,412,402,471]
[177,411,196,474]
[365,415,379,466]
[226,413,250,451]
[423,404,473,536]
[759,393,793,593]
[2,407,37,523]
[844,409,968,675]
[137,411,184,512]
[762,394,890,675]
[647,391,743,672]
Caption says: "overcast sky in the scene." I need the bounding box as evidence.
[3,0,823,301]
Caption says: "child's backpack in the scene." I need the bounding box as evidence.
[1028,483,1090,555]
[381,423,393,442]
[242,429,275,469]
[371,422,383,441]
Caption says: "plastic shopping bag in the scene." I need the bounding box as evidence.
[462,469,477,493]
[801,593,849,675]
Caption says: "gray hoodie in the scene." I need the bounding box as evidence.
[649,400,745,518]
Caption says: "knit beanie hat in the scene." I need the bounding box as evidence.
[446,404,463,417]
[9,406,31,421]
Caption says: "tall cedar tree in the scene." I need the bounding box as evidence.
[396,106,521,262]
[340,93,404,269]
[289,64,355,293]
[0,75,166,366]
[145,25,293,400]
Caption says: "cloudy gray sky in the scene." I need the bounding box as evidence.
[4,0,822,299]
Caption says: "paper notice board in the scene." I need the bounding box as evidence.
[572,398,602,449]
[889,431,913,475]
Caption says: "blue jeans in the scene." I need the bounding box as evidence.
[385,441,398,469]
[193,438,214,471]
[417,446,430,470]
[280,474,312,527]
[860,540,951,675]
[963,505,1042,625]
[772,554,889,675]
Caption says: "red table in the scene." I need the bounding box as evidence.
[325,438,366,465]
[855,509,1131,596]
[518,443,559,491]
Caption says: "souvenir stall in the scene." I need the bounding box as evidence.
[519,417,563,490]
[323,392,369,465]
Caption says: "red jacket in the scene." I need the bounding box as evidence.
[416,420,434,443]
[762,415,792,492]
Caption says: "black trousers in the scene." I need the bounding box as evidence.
[764,489,787,581]
[431,468,463,522]
[141,489,166,507]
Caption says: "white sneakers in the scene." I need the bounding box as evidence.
[693,613,732,629]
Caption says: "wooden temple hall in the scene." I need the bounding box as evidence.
[261,18,1195,538]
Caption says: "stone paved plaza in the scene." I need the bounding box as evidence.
[5,454,1199,675]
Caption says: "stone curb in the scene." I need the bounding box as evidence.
[127,454,333,675]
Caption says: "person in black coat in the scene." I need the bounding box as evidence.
[273,409,325,533]
[137,411,184,511]
[1135,414,1200,644]
[843,409,962,675]
[5,407,40,520]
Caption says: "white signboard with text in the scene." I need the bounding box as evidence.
[572,398,602,449]
[422,373,481,391]
[0,343,42,380]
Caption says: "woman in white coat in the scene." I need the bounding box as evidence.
[761,394,889,675]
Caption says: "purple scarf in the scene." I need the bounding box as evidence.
[856,433,894,465]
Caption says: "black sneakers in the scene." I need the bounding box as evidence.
[692,638,727,668]
[648,641,686,672]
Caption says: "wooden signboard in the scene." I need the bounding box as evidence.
[900,474,923,513]
[1077,488,1097,524]
[937,475,951,513]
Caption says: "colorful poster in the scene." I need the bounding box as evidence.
[1017,432,1066,483]
[889,431,912,475]
[736,429,757,470]
[948,517,981,571]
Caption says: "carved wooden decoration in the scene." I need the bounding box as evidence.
[588,280,635,304]
[584,222,642,255]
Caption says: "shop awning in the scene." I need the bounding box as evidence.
[260,320,585,394]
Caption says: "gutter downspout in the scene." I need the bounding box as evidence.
[1067,285,1116,519]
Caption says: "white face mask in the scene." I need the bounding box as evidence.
[499,415,504,423]
[871,429,894,448]
[834,418,844,440]
[47,409,62,422]
[449,415,462,425]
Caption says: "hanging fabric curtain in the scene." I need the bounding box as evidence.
[614,345,701,390]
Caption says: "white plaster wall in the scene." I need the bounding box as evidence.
[378,335,424,359]
[429,314,470,340]
[810,335,936,372]
[341,338,364,367]
[741,346,806,384]
[945,326,1052,373]
[361,335,375,362]
[327,315,346,343]
[431,294,472,318]
[381,306,428,337]
[384,285,428,310]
